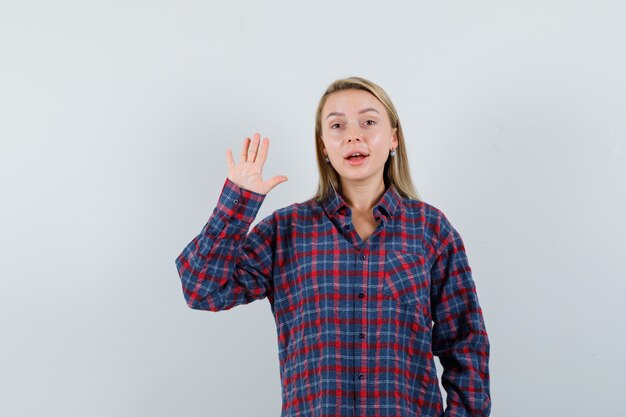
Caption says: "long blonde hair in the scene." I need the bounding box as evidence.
[312,76,420,202]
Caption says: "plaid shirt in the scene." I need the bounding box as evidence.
[175,177,491,417]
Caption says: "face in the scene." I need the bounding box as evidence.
[320,89,398,187]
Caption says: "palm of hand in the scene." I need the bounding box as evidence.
[226,132,288,195]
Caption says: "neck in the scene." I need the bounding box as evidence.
[340,177,386,214]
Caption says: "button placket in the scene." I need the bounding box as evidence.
[356,250,369,384]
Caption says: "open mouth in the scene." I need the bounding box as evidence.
[345,153,369,165]
[345,153,369,161]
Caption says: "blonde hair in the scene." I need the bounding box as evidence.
[312,76,420,202]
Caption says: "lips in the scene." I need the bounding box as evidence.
[344,150,370,159]
[345,153,369,166]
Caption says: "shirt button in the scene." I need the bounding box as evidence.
[359,333,365,339]
[344,224,350,230]
[359,254,366,261]
[233,199,239,204]
[358,373,364,380]
[358,293,365,299]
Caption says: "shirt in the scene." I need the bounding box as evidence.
[175,177,491,417]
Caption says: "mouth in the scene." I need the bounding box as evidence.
[344,153,369,165]
[344,152,370,161]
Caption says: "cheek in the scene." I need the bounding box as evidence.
[322,128,341,140]
[321,135,341,150]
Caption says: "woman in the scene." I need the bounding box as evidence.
[175,76,491,416]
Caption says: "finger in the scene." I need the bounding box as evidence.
[226,149,235,170]
[255,137,269,167]
[248,133,261,163]
[266,175,288,192]
[239,137,250,164]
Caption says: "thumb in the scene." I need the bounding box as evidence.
[266,175,288,192]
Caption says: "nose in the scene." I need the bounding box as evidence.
[345,125,362,143]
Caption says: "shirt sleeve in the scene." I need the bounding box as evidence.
[429,215,491,416]
[174,177,276,312]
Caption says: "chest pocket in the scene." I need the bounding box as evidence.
[383,250,429,309]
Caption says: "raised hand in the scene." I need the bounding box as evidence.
[226,132,288,195]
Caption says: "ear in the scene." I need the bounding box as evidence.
[391,128,398,148]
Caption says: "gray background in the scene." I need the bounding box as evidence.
[1,0,625,416]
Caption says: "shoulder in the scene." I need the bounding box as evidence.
[254,197,322,228]
[402,198,453,232]
[399,197,459,256]
[276,197,319,216]
[273,198,324,226]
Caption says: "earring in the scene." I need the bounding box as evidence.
[325,156,330,163]
[390,148,396,157]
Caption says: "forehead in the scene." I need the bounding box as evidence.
[322,89,385,115]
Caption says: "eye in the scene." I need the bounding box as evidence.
[364,120,376,126]
[330,123,342,129]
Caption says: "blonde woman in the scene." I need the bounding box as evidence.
[175,76,491,416]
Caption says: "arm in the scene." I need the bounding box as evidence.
[430,217,491,416]
[175,132,287,311]
[174,177,276,311]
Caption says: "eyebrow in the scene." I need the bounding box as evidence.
[325,108,380,120]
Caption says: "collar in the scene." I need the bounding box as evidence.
[321,182,402,222]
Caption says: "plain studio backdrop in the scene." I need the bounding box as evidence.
[1,0,625,416]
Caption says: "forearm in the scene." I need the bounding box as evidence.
[175,177,266,310]
[436,311,490,416]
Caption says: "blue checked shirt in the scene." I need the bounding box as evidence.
[175,177,491,417]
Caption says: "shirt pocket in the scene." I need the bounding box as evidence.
[383,250,429,311]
